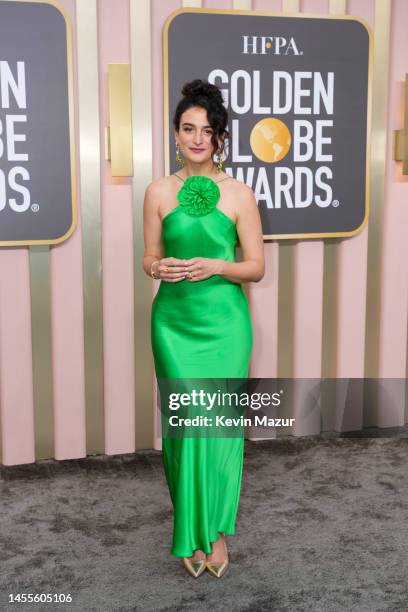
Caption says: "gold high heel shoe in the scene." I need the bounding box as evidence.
[181,556,206,578]
[206,559,229,578]
[206,534,230,578]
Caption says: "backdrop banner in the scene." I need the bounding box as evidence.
[0,0,76,245]
[164,9,372,239]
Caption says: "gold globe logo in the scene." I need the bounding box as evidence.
[250,118,291,163]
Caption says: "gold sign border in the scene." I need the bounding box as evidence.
[163,7,374,241]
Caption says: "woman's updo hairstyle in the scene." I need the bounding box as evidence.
[173,79,229,155]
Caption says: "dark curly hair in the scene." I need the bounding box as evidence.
[173,79,229,155]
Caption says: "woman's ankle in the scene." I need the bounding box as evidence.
[189,549,205,560]
[206,534,228,562]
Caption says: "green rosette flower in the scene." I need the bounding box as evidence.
[177,175,221,217]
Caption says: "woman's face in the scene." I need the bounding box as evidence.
[174,106,221,165]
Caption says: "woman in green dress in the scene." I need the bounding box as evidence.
[143,80,264,578]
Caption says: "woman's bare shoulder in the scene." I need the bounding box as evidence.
[226,176,255,201]
[146,176,178,201]
[145,175,175,197]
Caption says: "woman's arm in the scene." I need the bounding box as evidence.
[183,182,265,284]
[142,180,189,282]
[219,183,265,283]
[142,181,163,277]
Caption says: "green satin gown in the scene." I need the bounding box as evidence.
[151,173,253,558]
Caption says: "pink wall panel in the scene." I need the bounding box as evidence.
[290,0,327,436]
[378,0,408,379]
[249,249,279,378]
[336,0,373,379]
[151,0,182,450]
[203,0,233,7]
[50,0,86,461]
[98,0,136,454]
[376,0,408,426]
[0,249,35,465]
[151,0,181,182]
[246,0,281,382]
[1,0,408,465]
[253,0,282,10]
[332,0,373,434]
[292,0,328,388]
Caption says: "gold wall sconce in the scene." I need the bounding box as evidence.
[393,73,408,175]
[105,64,133,176]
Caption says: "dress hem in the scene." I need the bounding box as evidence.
[170,528,236,558]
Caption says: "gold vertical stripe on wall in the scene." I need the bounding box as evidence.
[233,0,251,9]
[364,0,391,378]
[321,0,347,380]
[276,0,300,379]
[76,0,104,454]
[130,0,154,449]
[329,0,346,15]
[283,0,300,12]
[30,246,54,459]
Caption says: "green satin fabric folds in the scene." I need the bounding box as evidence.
[151,202,253,557]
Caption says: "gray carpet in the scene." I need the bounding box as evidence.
[1,435,408,612]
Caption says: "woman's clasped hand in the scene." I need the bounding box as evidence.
[152,256,223,282]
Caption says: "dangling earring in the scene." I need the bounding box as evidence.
[216,149,223,173]
[175,143,185,167]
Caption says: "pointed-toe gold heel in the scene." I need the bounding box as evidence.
[181,557,206,578]
[206,559,229,578]
[206,533,229,578]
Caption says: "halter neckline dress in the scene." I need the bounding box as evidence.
[151,172,253,557]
